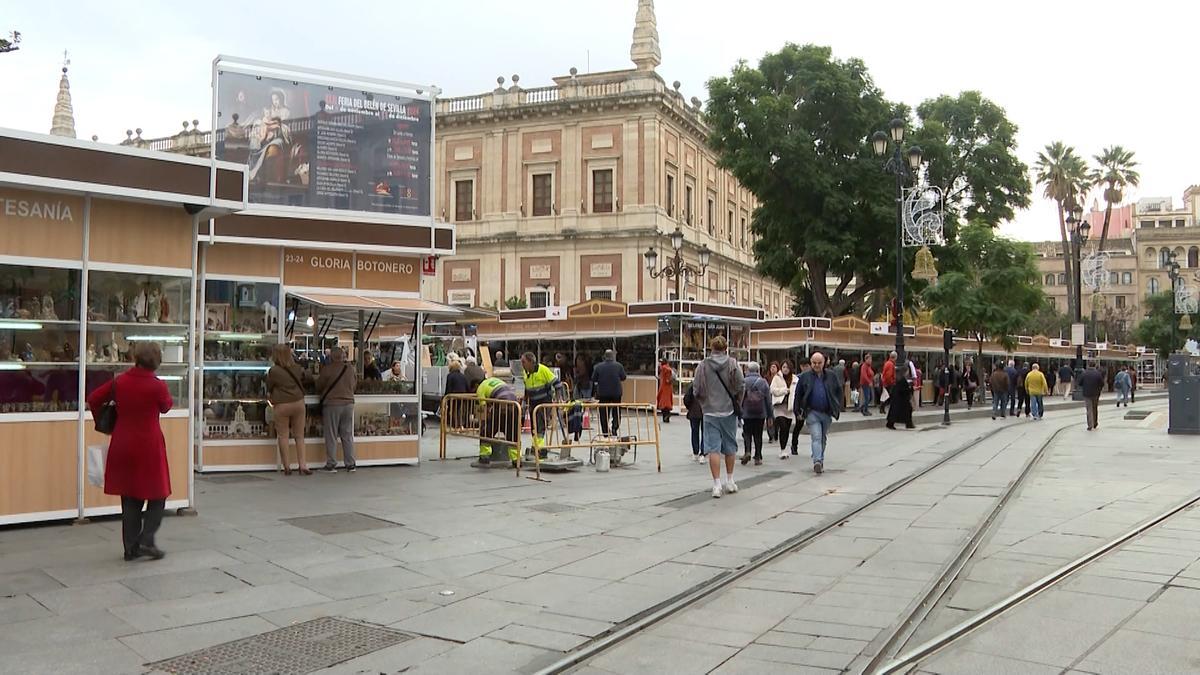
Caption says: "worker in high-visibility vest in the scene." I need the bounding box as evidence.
[476,377,519,466]
[520,352,564,457]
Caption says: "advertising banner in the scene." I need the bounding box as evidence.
[215,66,432,218]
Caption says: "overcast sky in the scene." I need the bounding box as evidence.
[2,0,1195,242]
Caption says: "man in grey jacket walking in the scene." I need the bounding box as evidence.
[693,335,744,498]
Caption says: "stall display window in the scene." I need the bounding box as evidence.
[681,321,706,362]
[0,265,82,412]
[303,401,420,439]
[620,334,657,376]
[201,280,280,437]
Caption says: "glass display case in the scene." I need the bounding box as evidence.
[0,264,82,413]
[201,281,279,439]
[85,270,191,408]
[301,400,420,439]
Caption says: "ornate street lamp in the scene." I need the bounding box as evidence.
[1168,252,1182,352]
[644,227,711,300]
[1066,204,1091,399]
[871,118,923,366]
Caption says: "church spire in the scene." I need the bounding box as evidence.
[50,51,76,138]
[630,0,661,72]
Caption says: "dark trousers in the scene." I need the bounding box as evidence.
[121,497,165,556]
[965,388,975,408]
[598,397,621,436]
[689,417,703,455]
[1016,389,1030,416]
[660,407,672,423]
[775,416,802,452]
[742,418,765,460]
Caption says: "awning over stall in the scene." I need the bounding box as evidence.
[289,292,465,319]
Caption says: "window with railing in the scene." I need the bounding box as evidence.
[707,198,715,236]
[592,169,613,213]
[685,185,694,226]
[532,174,552,217]
[528,289,550,308]
[666,174,675,217]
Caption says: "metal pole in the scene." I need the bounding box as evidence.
[894,149,906,366]
[1073,232,1084,400]
[1170,273,1178,353]
[942,351,951,426]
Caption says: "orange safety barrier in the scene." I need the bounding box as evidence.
[530,402,661,473]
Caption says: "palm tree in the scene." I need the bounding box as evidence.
[1034,142,1090,318]
[1090,146,1139,253]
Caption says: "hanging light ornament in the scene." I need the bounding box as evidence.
[912,245,939,285]
[1181,314,1193,332]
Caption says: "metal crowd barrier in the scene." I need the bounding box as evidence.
[437,394,534,478]
[531,402,662,473]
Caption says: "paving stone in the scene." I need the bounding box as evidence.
[117,615,277,662]
[110,582,331,632]
[1018,589,1145,628]
[0,638,144,675]
[121,567,249,601]
[43,549,244,588]
[808,635,869,655]
[650,619,761,648]
[488,623,590,652]
[922,648,1065,675]
[1060,572,1165,601]
[767,553,865,577]
[1077,628,1200,674]
[0,594,51,624]
[405,636,555,675]
[590,634,738,675]
[754,630,818,649]
[220,561,305,587]
[710,653,839,675]
[296,564,432,600]
[1123,587,1200,639]
[256,595,390,627]
[482,571,608,608]
[394,596,538,642]
[0,608,138,655]
[954,614,1113,668]
[787,603,902,630]
[31,581,146,615]
[775,617,888,641]
[0,568,65,597]
[514,611,613,638]
[738,642,857,670]
[312,636,458,674]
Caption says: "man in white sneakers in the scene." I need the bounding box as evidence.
[692,335,744,498]
[793,351,843,474]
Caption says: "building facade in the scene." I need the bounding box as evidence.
[1035,186,1200,336]
[427,1,789,315]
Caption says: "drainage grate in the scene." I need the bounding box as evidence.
[658,471,790,509]
[199,474,271,484]
[149,616,414,675]
[282,512,401,535]
[1124,410,1152,420]
[528,502,578,514]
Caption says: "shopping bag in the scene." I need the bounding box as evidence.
[850,390,860,406]
[86,444,108,488]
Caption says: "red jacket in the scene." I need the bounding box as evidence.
[87,367,173,500]
[656,363,674,409]
[859,363,875,387]
[882,359,896,388]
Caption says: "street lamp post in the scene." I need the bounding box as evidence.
[1066,204,1091,400]
[872,119,923,366]
[1167,252,1182,353]
[643,227,712,302]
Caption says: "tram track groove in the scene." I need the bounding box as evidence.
[533,425,1015,675]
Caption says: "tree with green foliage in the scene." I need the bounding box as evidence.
[503,296,527,310]
[1090,146,1139,253]
[923,223,1045,378]
[0,31,19,53]
[1133,291,1198,358]
[706,44,1030,317]
[1034,142,1090,318]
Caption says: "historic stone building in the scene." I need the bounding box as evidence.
[131,1,792,317]
[1035,185,1200,337]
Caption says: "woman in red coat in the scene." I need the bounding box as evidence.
[656,358,674,423]
[86,341,173,562]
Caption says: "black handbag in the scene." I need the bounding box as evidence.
[314,366,348,417]
[94,377,118,435]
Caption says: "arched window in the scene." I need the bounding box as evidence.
[1044,274,1055,286]
[1145,247,1157,261]
[1148,278,1160,295]
[1160,248,1172,268]
[1057,273,1066,285]
[1189,247,1199,268]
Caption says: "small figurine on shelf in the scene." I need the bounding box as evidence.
[61,341,76,361]
[133,287,149,322]
[20,342,34,362]
[229,404,252,436]
[28,297,42,320]
[159,294,171,324]
[0,343,13,361]
[147,287,161,323]
[86,342,98,363]
[112,291,128,322]
[0,298,12,318]
[41,294,57,321]
[262,301,278,333]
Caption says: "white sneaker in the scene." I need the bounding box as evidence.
[724,481,739,494]
[711,485,723,498]
[779,451,788,460]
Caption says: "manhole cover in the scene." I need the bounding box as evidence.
[658,471,789,508]
[199,474,271,484]
[1124,411,1152,420]
[150,616,414,675]
[282,512,401,535]
[528,502,578,514]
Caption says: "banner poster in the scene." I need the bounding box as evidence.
[215,69,432,217]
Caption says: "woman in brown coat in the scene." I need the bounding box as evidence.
[267,344,312,475]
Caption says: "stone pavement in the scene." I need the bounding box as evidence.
[0,397,1177,674]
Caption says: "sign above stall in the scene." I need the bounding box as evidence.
[282,247,420,294]
[357,253,420,293]
[214,58,434,221]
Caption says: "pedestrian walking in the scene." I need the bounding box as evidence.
[858,355,875,415]
[848,360,862,413]
[573,354,594,400]
[521,353,563,458]
[881,351,897,414]
[1081,363,1106,430]
[1005,360,1019,415]
[833,359,848,408]
[592,349,627,436]
[740,362,772,466]
[793,351,843,474]
[464,355,486,391]
[1045,364,1058,399]
[990,363,1010,419]
[267,344,313,476]
[770,360,798,460]
[86,341,173,561]
[1058,363,1074,399]
[1114,366,1132,407]
[1129,367,1137,403]
[962,360,979,410]
[683,383,704,461]
[1016,361,1031,417]
[692,336,744,498]
[886,362,915,429]
[656,357,674,423]
[765,362,780,443]
[1025,363,1048,420]
[317,347,358,472]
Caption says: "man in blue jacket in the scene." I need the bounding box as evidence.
[1005,359,1019,416]
[793,351,843,475]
